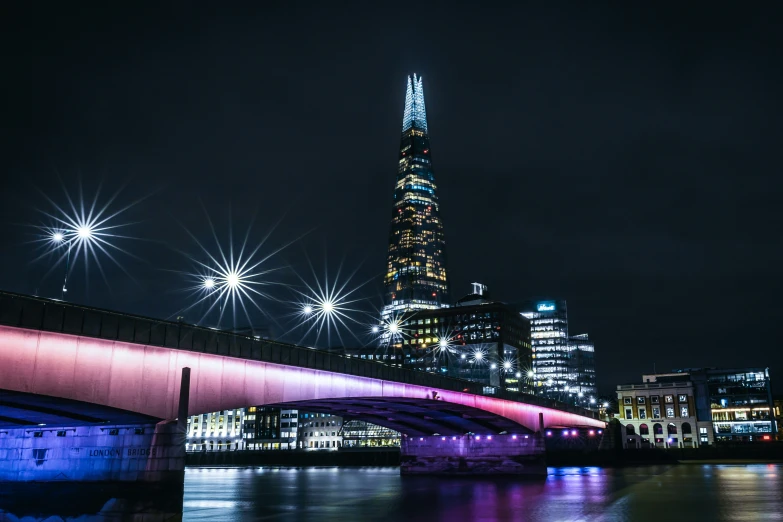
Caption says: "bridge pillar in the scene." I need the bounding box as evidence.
[0,420,185,483]
[400,433,546,477]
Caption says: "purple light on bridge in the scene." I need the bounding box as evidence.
[487,435,492,440]
[512,435,517,440]
[0,324,606,434]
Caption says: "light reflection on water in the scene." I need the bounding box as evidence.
[1,465,780,521]
[182,464,783,522]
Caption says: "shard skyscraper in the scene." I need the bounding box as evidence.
[381,74,450,323]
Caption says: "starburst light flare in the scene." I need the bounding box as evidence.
[286,255,375,350]
[31,179,144,298]
[173,209,299,330]
[470,346,488,364]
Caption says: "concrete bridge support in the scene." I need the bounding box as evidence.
[0,367,190,484]
[400,433,546,477]
[0,420,184,483]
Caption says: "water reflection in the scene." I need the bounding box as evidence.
[1,465,781,521]
[182,465,783,522]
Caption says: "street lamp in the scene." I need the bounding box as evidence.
[50,231,72,300]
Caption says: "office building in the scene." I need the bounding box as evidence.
[380,285,531,391]
[243,407,299,450]
[520,300,597,406]
[298,412,343,450]
[185,409,244,452]
[672,367,776,442]
[569,333,597,401]
[520,300,570,398]
[381,74,450,326]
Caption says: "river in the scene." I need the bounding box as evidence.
[183,464,783,521]
[1,464,781,521]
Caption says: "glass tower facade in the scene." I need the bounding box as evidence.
[382,74,450,321]
[521,300,570,399]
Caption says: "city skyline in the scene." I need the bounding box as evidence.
[1,4,781,396]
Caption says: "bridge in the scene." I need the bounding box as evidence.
[0,291,603,479]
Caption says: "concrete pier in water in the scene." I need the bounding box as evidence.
[400,433,547,477]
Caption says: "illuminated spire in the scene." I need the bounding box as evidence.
[401,73,428,133]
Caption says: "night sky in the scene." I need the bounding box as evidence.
[2,4,781,396]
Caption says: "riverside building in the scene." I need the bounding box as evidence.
[616,367,776,448]
[243,407,299,450]
[341,420,400,447]
[185,409,244,452]
[298,412,344,450]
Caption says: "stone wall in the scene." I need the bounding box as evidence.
[400,433,546,477]
[0,421,184,483]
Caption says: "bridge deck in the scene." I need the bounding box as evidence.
[0,291,598,422]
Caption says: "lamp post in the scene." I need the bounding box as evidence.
[51,231,71,300]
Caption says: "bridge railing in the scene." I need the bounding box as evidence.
[0,291,598,420]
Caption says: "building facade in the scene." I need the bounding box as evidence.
[378,288,531,392]
[616,380,711,449]
[381,74,450,325]
[568,333,597,401]
[298,412,344,450]
[617,368,777,448]
[520,300,597,406]
[185,409,244,452]
[340,420,400,448]
[520,300,570,399]
[671,367,776,442]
